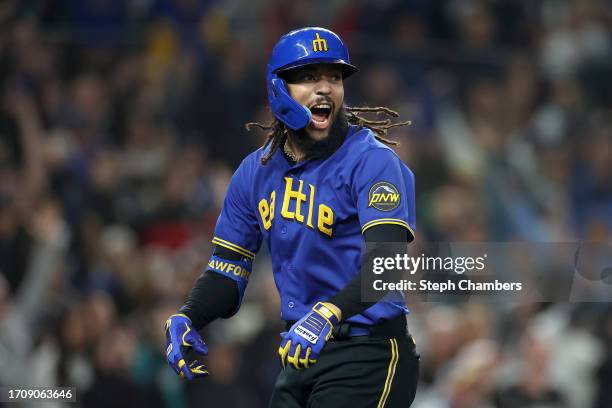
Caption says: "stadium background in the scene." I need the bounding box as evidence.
[0,0,611,407]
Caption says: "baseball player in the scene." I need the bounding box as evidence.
[165,27,419,407]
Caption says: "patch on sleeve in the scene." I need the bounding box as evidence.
[368,181,401,211]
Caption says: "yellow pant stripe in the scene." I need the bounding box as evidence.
[211,237,255,259]
[377,339,399,408]
[361,219,415,239]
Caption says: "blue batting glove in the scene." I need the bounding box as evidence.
[164,314,209,380]
[278,302,341,369]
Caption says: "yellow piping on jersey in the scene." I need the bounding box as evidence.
[361,218,415,239]
[211,237,255,260]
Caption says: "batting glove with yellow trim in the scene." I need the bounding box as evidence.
[165,314,209,380]
[278,302,341,369]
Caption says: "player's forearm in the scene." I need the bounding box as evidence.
[328,223,410,321]
[179,246,243,330]
[179,270,239,330]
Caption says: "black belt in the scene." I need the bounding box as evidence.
[285,314,408,340]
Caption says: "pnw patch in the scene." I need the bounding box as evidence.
[368,181,400,211]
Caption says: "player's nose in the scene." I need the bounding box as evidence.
[314,78,333,95]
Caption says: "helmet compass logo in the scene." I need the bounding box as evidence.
[368,182,400,211]
[312,33,328,52]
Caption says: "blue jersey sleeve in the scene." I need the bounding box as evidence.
[213,159,262,258]
[209,159,263,310]
[352,148,416,240]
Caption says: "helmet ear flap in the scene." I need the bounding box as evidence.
[268,74,312,130]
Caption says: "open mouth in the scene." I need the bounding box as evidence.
[309,103,333,130]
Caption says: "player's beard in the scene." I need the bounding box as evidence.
[288,108,349,161]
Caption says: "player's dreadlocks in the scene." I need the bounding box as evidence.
[245,106,411,165]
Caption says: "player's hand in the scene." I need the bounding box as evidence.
[278,302,341,369]
[164,314,209,380]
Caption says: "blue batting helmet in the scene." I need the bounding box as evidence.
[267,27,358,130]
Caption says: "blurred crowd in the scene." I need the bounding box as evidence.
[0,0,611,407]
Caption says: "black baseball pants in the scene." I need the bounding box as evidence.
[268,332,419,407]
